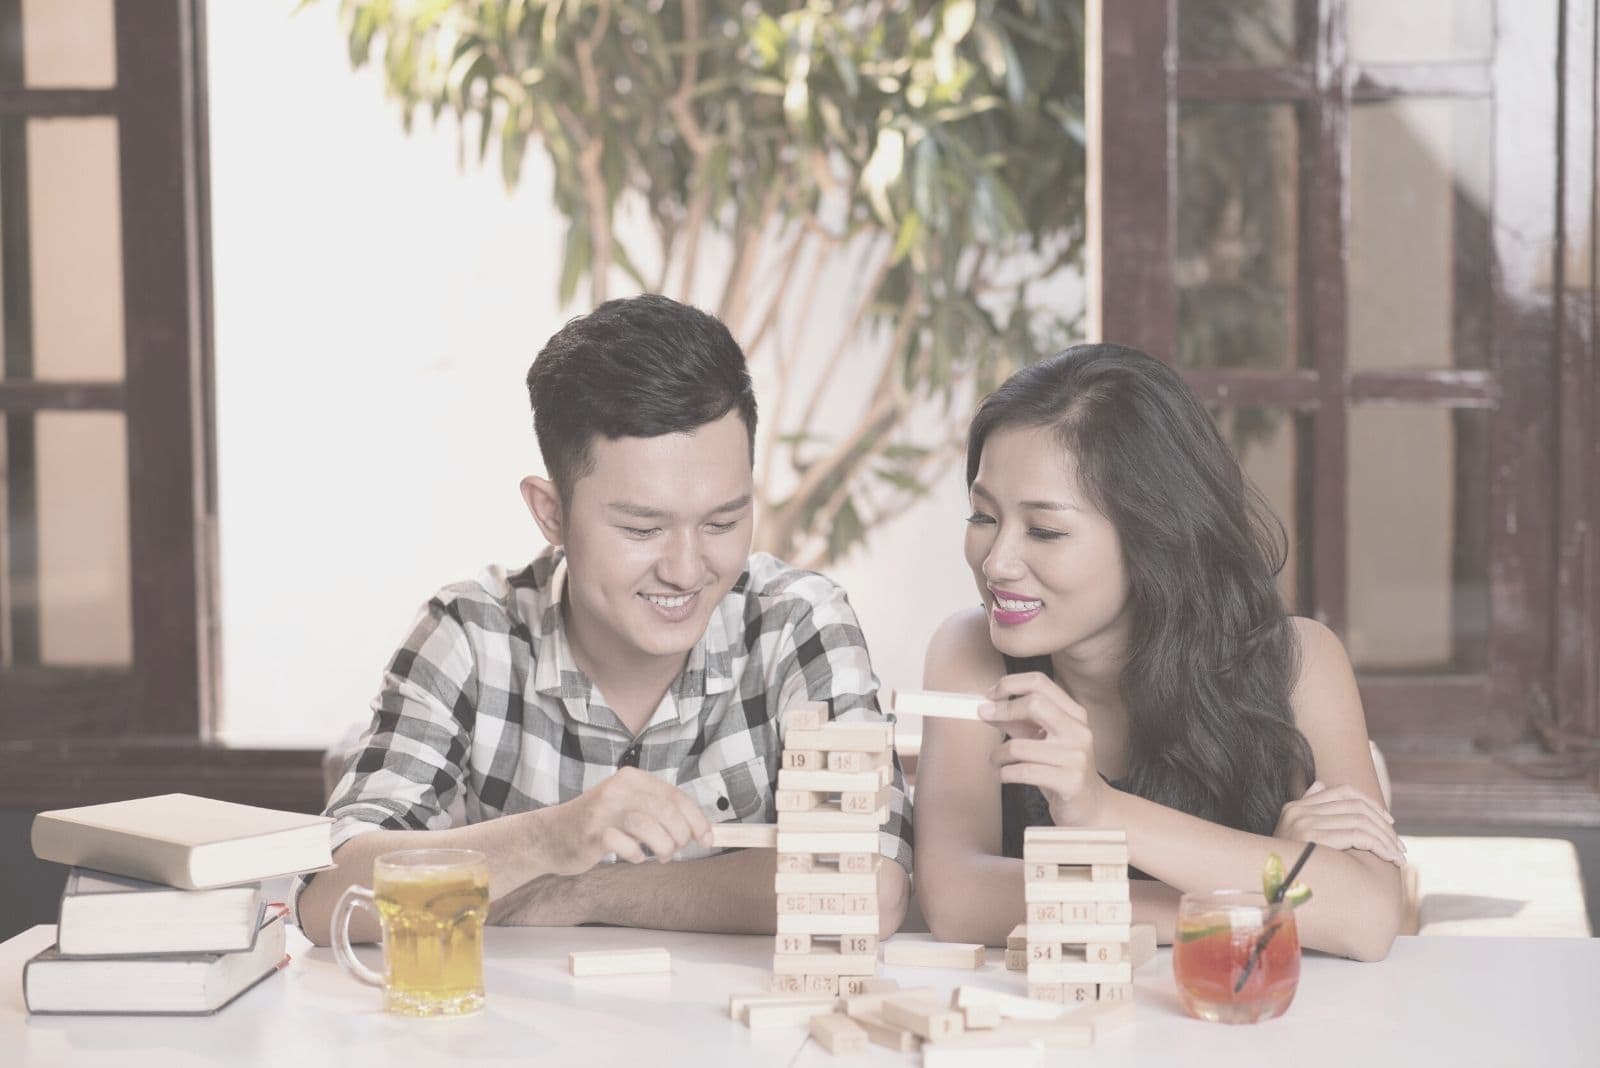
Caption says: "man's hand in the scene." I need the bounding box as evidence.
[1274,781,1405,866]
[541,766,714,874]
[979,672,1113,827]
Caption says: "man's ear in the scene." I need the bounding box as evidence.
[521,475,564,546]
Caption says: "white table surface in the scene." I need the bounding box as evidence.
[4,924,1597,1067]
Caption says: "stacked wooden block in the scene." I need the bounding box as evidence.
[1023,827,1134,1005]
[770,702,892,996]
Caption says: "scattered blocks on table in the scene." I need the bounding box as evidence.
[881,940,986,969]
[891,689,987,721]
[808,1011,869,1054]
[568,948,671,977]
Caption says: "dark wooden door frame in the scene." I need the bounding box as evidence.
[1090,0,1600,824]
[0,0,319,811]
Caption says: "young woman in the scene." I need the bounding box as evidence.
[914,344,1403,961]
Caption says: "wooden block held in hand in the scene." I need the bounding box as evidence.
[709,823,778,849]
[881,940,985,969]
[892,689,987,720]
[809,1011,869,1054]
[569,948,670,977]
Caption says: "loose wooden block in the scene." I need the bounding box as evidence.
[1024,879,1132,903]
[775,870,878,894]
[709,823,778,849]
[1022,842,1129,865]
[787,723,893,753]
[775,933,812,954]
[953,985,1068,1020]
[776,807,886,832]
[881,994,966,1042]
[776,853,816,873]
[747,1000,840,1029]
[1093,863,1129,882]
[921,1040,1047,1067]
[838,852,880,874]
[809,1012,869,1054]
[881,940,986,969]
[776,913,878,935]
[850,1009,922,1052]
[841,792,890,818]
[1007,923,1029,950]
[959,1001,1002,1030]
[1097,982,1133,1003]
[1025,961,1133,984]
[775,789,825,811]
[568,948,671,977]
[776,830,881,855]
[1004,948,1027,971]
[1022,827,1127,843]
[827,749,892,773]
[729,991,835,1022]
[805,974,840,995]
[783,749,824,770]
[772,951,878,976]
[778,767,891,793]
[785,702,829,732]
[1024,921,1132,942]
[1095,901,1132,923]
[892,689,986,720]
[1130,922,1158,968]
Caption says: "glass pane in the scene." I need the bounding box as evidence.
[1178,0,1303,65]
[34,411,131,666]
[1176,103,1303,370]
[1348,99,1492,371]
[1211,407,1307,615]
[1347,407,1489,672]
[24,117,126,382]
[22,0,117,89]
[1348,0,1493,65]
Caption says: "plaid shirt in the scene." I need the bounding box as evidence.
[308,546,913,904]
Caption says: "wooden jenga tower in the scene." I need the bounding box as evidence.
[769,702,893,997]
[1023,827,1134,1005]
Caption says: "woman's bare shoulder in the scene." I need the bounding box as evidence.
[924,606,1007,692]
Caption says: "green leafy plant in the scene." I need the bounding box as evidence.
[332,0,1085,566]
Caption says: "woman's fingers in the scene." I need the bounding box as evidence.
[1290,818,1406,865]
[991,737,1089,772]
[979,692,1089,742]
[1300,782,1392,822]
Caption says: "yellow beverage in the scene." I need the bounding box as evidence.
[372,853,489,1016]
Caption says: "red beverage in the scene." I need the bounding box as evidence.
[1173,891,1301,1024]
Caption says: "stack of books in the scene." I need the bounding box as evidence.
[23,793,333,1015]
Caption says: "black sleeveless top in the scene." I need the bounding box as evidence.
[997,653,1152,880]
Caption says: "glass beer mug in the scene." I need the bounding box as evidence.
[331,849,490,1015]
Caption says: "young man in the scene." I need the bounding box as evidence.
[297,295,912,943]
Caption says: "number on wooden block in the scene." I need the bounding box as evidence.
[1026,862,1056,881]
[1028,983,1065,1003]
[778,893,811,914]
[1092,863,1128,882]
[812,893,844,914]
[769,974,805,993]
[1098,982,1133,1002]
[1095,901,1132,923]
[1027,902,1062,923]
[844,894,876,914]
[777,853,815,873]
[842,934,878,955]
[804,974,839,995]
[1029,943,1059,962]
[783,750,821,770]
[1086,942,1123,963]
[1070,984,1096,1002]
[776,933,812,954]
[841,792,878,814]
[839,853,876,873]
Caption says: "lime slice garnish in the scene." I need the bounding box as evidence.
[1283,882,1312,908]
[1262,852,1286,901]
[1175,922,1229,943]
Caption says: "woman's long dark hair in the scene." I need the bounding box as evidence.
[967,343,1314,835]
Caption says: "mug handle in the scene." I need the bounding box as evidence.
[331,885,386,988]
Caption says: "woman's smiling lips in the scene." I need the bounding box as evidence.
[989,587,1043,625]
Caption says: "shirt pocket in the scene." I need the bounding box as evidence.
[676,755,773,855]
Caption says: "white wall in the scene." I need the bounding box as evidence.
[208,4,1059,747]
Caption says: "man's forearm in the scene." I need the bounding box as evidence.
[496,849,782,933]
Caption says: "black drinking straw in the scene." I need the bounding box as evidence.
[1233,842,1316,995]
